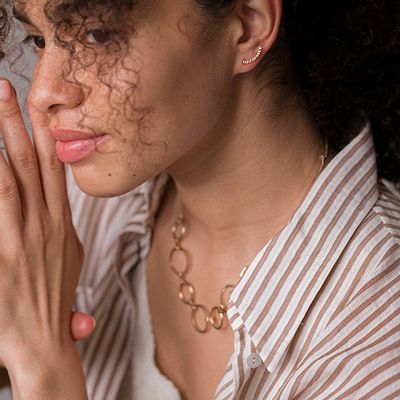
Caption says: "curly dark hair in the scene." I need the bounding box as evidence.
[1,0,399,184]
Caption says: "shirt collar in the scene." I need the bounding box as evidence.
[227,122,379,373]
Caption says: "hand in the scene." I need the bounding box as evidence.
[0,311,95,369]
[0,78,87,371]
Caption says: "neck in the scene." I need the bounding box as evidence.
[164,86,337,269]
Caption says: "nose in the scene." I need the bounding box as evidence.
[28,48,84,114]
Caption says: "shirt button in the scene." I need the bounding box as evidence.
[247,353,262,368]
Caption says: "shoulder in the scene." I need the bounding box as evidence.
[373,178,400,240]
[325,178,400,331]
[288,179,400,399]
[358,178,400,280]
[337,177,400,282]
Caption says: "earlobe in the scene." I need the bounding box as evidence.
[233,0,282,72]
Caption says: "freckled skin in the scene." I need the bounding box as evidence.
[19,1,334,398]
[26,0,235,198]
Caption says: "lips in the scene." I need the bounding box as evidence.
[50,129,109,163]
[50,128,106,141]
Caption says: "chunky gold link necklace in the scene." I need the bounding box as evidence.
[168,137,329,333]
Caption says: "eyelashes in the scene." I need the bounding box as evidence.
[85,28,112,45]
[21,28,112,53]
[22,34,45,52]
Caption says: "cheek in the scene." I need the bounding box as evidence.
[70,35,227,197]
[133,47,226,162]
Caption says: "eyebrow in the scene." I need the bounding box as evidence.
[12,6,35,26]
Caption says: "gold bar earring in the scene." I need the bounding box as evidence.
[242,45,263,65]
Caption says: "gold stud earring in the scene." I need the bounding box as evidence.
[242,45,263,65]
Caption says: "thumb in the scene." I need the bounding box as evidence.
[70,311,96,341]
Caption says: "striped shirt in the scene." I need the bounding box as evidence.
[65,121,400,400]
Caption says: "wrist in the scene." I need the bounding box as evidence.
[5,344,88,400]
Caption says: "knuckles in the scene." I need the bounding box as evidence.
[11,149,38,173]
[40,152,65,174]
[0,216,83,276]
[0,103,21,120]
[29,219,52,243]
[0,244,28,290]
[0,178,18,200]
[28,213,73,243]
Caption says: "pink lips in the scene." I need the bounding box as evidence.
[51,129,108,163]
[55,136,107,163]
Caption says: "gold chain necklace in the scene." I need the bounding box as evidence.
[168,137,329,333]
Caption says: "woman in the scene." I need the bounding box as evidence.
[0,0,399,399]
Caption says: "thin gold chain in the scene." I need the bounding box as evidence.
[317,136,329,176]
[168,137,329,333]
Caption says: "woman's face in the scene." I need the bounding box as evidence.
[17,0,237,197]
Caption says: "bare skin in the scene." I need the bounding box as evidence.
[2,0,340,397]
[146,146,336,400]
[0,311,95,389]
[146,181,236,400]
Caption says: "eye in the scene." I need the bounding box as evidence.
[85,28,111,45]
[22,34,45,52]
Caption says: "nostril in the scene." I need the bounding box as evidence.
[48,103,64,112]
[27,73,85,113]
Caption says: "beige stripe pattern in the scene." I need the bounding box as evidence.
[66,121,400,399]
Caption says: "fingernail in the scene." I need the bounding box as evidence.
[0,79,12,101]
[90,315,96,329]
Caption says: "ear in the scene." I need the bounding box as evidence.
[231,0,282,75]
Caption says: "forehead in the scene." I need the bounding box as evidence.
[13,0,52,27]
[13,0,141,26]
[13,0,44,14]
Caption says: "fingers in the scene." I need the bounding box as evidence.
[70,311,96,341]
[27,99,72,220]
[0,79,24,245]
[0,79,45,221]
[0,150,23,247]
[0,77,72,222]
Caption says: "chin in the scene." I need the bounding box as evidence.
[68,164,150,198]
